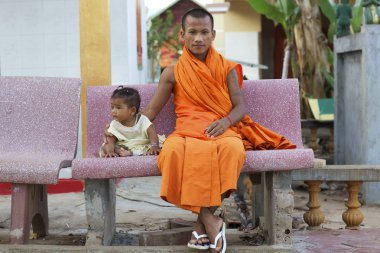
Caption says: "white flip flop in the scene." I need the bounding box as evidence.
[187,231,210,250]
[210,222,227,253]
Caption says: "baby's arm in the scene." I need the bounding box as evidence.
[146,124,160,155]
[101,135,119,157]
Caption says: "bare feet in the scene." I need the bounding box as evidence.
[200,208,224,253]
[188,216,209,246]
[116,146,132,157]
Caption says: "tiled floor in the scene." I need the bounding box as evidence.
[294,228,380,253]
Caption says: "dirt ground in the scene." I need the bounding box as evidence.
[1,176,380,246]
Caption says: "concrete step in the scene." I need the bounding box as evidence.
[0,244,292,253]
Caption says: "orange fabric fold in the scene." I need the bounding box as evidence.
[158,136,245,213]
[173,46,296,150]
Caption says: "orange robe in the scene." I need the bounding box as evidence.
[157,46,295,213]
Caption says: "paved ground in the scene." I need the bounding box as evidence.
[1,176,380,252]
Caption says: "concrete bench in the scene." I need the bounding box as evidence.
[72,79,314,246]
[0,76,81,244]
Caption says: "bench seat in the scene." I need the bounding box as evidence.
[243,149,314,173]
[73,149,314,180]
[0,76,81,244]
[72,157,161,179]
[0,153,73,184]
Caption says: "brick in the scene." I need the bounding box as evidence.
[169,218,194,229]
[139,227,193,246]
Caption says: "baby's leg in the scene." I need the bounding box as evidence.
[115,145,132,157]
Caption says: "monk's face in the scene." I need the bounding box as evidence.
[180,15,216,61]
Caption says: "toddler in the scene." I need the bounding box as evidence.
[100,86,161,157]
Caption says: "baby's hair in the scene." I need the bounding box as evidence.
[111,86,141,113]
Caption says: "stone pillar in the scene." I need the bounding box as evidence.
[79,0,111,157]
[84,179,116,245]
[334,26,380,204]
[264,171,293,245]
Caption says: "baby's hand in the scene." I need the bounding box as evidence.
[104,151,118,158]
[147,145,160,155]
[103,124,113,143]
[101,142,119,158]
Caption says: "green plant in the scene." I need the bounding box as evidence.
[247,0,300,78]
[248,0,332,118]
[147,10,181,82]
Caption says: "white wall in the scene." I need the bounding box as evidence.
[224,32,259,80]
[0,0,80,77]
[0,0,148,84]
[110,0,148,85]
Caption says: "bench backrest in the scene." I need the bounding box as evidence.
[86,79,302,157]
[243,79,302,147]
[0,77,81,164]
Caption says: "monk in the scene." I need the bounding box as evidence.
[142,8,295,253]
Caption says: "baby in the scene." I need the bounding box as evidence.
[100,86,161,157]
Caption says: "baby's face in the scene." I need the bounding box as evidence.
[110,98,135,126]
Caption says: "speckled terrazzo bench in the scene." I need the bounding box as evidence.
[72,79,314,246]
[0,76,81,244]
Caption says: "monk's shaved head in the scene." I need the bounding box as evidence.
[181,8,214,31]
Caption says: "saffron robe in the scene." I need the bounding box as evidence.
[157,46,295,213]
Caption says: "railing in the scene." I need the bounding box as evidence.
[292,164,380,229]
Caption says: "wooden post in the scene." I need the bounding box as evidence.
[303,180,325,229]
[79,0,111,157]
[342,181,364,229]
[308,128,319,151]
[326,127,334,153]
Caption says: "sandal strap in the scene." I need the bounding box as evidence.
[192,231,208,240]
[209,230,223,249]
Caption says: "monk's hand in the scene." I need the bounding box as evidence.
[205,118,230,138]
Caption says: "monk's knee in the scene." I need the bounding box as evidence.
[160,137,185,160]
[220,137,245,159]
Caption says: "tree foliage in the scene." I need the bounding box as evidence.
[247,0,332,118]
[147,10,181,82]
[148,11,181,57]
[247,0,300,78]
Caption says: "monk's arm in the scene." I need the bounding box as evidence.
[146,124,160,155]
[205,68,246,138]
[225,68,246,124]
[142,65,175,121]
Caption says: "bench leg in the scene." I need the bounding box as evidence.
[84,179,116,246]
[10,184,48,244]
[249,173,265,227]
[264,171,293,245]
